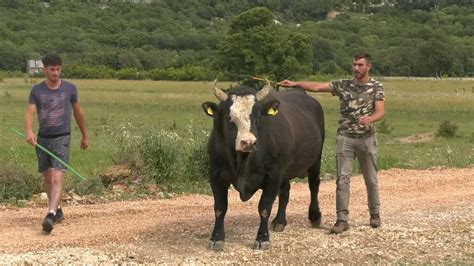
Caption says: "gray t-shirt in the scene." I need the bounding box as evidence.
[28,80,78,137]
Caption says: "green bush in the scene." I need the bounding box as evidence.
[0,161,42,202]
[150,65,215,81]
[436,120,458,139]
[0,70,24,78]
[184,138,209,183]
[135,126,211,193]
[139,132,180,184]
[117,68,148,80]
[62,65,116,79]
[149,68,169,80]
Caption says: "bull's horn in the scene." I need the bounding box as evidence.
[213,79,228,101]
[256,78,272,101]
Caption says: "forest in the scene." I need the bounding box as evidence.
[0,0,473,80]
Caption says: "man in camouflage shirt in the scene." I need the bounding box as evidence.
[280,53,385,234]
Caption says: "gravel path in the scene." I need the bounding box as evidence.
[1,167,473,264]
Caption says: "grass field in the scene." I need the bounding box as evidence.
[0,78,472,200]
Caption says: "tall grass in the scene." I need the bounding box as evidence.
[0,78,472,202]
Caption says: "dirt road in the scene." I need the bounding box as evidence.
[1,167,473,264]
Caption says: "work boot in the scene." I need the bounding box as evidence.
[370,213,381,228]
[54,208,64,224]
[42,213,55,233]
[330,220,349,234]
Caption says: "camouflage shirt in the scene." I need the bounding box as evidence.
[329,78,385,137]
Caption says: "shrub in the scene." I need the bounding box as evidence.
[0,161,42,202]
[184,137,209,183]
[139,132,180,184]
[149,68,169,80]
[150,65,215,81]
[62,65,116,79]
[436,120,458,139]
[117,68,148,80]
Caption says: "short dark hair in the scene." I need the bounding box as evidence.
[42,53,62,67]
[354,53,372,64]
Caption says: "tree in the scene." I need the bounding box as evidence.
[0,41,28,71]
[416,40,454,77]
[217,7,312,81]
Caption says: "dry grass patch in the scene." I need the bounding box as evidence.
[399,132,434,144]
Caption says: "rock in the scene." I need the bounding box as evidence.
[40,192,48,201]
[100,165,132,187]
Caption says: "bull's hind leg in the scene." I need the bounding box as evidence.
[271,180,290,232]
[208,174,230,251]
[308,158,323,228]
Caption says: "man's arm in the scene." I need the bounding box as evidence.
[359,100,385,125]
[72,101,89,150]
[279,80,332,93]
[25,104,37,146]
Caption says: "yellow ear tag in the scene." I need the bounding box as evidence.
[267,108,278,116]
[207,107,214,116]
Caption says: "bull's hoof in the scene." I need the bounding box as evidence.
[208,240,225,251]
[271,223,286,232]
[252,240,271,250]
[310,214,322,228]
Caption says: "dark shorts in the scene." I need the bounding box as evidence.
[36,135,71,173]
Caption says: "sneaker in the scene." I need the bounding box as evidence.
[370,213,381,228]
[54,208,64,224]
[330,220,349,234]
[42,213,55,233]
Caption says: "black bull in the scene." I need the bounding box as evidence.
[202,81,325,251]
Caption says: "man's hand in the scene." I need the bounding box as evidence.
[359,116,373,125]
[278,79,297,87]
[81,137,89,150]
[26,131,37,146]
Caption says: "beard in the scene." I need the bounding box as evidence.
[354,71,365,79]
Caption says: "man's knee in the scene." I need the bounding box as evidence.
[50,170,65,184]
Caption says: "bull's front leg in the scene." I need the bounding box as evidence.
[271,180,290,232]
[253,169,281,250]
[208,173,230,251]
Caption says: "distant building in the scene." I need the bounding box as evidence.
[26,60,44,76]
[326,11,342,20]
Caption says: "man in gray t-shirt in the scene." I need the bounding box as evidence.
[25,53,89,233]
[29,78,78,137]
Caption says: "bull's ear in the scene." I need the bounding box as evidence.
[263,100,280,116]
[202,102,218,117]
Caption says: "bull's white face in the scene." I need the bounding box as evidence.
[229,94,257,152]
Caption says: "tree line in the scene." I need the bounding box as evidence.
[0,0,472,80]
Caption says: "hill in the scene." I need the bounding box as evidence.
[0,0,473,78]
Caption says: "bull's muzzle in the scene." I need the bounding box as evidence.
[239,139,257,152]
